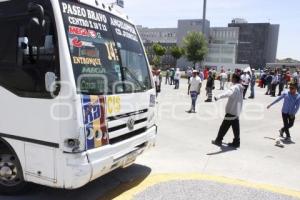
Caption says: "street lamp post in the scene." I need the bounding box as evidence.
[201,0,207,70]
[202,0,207,35]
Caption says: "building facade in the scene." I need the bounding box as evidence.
[137,19,280,70]
[137,19,211,69]
[176,19,210,68]
[206,27,239,64]
[137,26,177,44]
[228,22,279,69]
[137,26,178,67]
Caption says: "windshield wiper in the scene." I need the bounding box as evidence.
[122,67,147,91]
[79,91,105,96]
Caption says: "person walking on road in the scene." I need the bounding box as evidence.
[241,72,251,99]
[260,71,267,88]
[285,71,291,89]
[170,68,175,85]
[248,69,256,99]
[219,70,227,90]
[265,72,273,95]
[227,69,232,88]
[270,72,279,97]
[199,70,204,81]
[212,74,244,148]
[174,68,181,89]
[153,70,161,97]
[165,69,170,85]
[187,70,202,113]
[278,72,285,96]
[267,83,300,142]
[205,71,215,102]
[186,67,192,84]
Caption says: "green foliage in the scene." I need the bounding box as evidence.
[170,46,185,60]
[152,55,161,67]
[152,43,167,57]
[183,32,208,65]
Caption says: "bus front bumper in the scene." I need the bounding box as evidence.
[63,125,157,189]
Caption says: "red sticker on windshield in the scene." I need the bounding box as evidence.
[69,26,97,39]
[72,37,83,48]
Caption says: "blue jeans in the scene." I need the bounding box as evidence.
[190,91,198,111]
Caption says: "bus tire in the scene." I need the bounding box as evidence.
[0,142,29,195]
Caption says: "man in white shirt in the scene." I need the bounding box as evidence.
[241,72,251,99]
[219,70,228,90]
[187,70,202,113]
[212,73,244,148]
[174,68,181,89]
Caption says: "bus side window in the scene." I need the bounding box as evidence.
[0,6,60,98]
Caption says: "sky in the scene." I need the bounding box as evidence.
[108,0,300,60]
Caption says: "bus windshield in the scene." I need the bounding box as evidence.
[59,0,152,95]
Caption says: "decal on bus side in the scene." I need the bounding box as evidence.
[107,96,121,115]
[81,95,109,149]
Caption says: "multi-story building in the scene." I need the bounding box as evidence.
[206,27,239,64]
[137,18,279,70]
[137,26,178,67]
[229,21,280,69]
[176,19,210,44]
[137,19,210,68]
[137,26,177,44]
[176,19,210,68]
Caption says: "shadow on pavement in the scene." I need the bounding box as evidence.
[0,164,151,200]
[97,164,152,200]
[282,140,296,145]
[207,146,237,156]
[264,137,296,145]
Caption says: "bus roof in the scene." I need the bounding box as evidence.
[76,0,132,24]
[0,0,134,26]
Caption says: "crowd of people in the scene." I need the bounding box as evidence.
[259,69,300,96]
[153,66,300,148]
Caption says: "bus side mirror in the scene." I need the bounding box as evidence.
[45,72,57,93]
[27,3,46,47]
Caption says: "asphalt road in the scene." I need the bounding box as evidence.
[1,79,300,200]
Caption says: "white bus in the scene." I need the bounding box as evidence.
[0,0,157,194]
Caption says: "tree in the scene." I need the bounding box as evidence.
[152,43,167,57]
[170,46,185,66]
[182,32,208,68]
[152,43,166,67]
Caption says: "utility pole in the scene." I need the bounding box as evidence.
[202,0,207,35]
[201,0,207,69]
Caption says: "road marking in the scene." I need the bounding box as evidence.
[111,173,300,200]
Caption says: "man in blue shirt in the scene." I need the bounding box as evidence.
[267,83,300,141]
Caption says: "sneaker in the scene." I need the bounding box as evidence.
[228,142,240,148]
[211,140,222,147]
[186,110,192,113]
[205,99,212,102]
[279,129,284,138]
[284,137,292,142]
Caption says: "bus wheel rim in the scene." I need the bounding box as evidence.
[0,154,22,187]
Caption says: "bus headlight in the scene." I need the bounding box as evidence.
[64,138,84,153]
